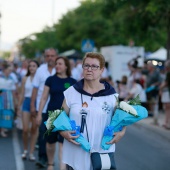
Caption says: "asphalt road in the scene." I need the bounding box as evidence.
[0,124,170,170]
[115,124,170,170]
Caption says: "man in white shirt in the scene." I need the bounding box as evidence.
[30,48,57,168]
[69,59,80,80]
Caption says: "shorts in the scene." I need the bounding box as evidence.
[22,97,31,112]
[146,90,159,104]
[44,112,64,144]
[161,91,170,103]
[46,131,64,144]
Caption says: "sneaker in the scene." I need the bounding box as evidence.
[35,144,39,149]
[29,153,36,161]
[21,150,28,160]
[36,159,47,168]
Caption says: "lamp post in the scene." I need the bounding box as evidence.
[51,0,55,25]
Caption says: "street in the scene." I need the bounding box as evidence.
[0,123,170,170]
[115,124,170,170]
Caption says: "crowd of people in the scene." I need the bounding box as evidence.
[0,49,170,170]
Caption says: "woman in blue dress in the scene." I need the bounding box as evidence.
[37,57,77,170]
[0,62,16,137]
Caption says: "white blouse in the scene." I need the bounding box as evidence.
[24,76,33,97]
[63,86,118,170]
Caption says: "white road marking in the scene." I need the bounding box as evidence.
[12,128,25,170]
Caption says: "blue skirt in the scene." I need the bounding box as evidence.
[0,109,14,129]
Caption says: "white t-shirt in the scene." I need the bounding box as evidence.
[17,68,27,79]
[129,83,146,102]
[71,67,80,81]
[32,63,56,113]
[101,68,109,78]
[127,72,142,89]
[63,86,118,170]
[76,63,83,80]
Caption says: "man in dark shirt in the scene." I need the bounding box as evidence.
[146,63,162,125]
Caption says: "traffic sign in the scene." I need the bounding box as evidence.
[81,39,94,52]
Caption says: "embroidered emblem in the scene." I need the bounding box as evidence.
[64,83,70,89]
[102,102,110,114]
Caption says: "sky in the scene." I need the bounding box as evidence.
[0,0,81,50]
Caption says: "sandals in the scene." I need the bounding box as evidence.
[21,150,28,160]
[0,131,7,137]
[47,163,54,170]
[22,151,36,161]
[29,153,36,161]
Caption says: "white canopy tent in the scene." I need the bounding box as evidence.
[147,47,167,60]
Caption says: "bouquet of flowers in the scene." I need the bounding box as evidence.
[44,109,91,152]
[101,95,148,150]
[44,109,62,136]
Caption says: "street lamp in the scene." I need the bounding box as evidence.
[51,0,55,25]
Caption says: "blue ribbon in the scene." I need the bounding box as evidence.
[70,120,81,136]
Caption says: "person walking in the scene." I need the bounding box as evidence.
[30,48,57,168]
[159,60,170,129]
[60,52,126,170]
[37,57,77,170]
[145,63,162,124]
[17,60,39,160]
[0,62,16,137]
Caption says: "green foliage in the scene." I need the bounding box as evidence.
[128,95,141,105]
[1,51,11,59]
[18,0,170,58]
[19,27,58,58]
[44,109,63,137]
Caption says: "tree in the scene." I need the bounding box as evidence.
[18,26,58,58]
[18,0,169,58]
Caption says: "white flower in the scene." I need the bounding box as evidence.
[46,109,61,130]
[119,101,138,117]
[46,119,51,130]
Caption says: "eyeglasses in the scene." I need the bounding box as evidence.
[82,64,100,70]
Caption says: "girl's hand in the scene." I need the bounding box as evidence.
[36,114,42,126]
[16,106,22,117]
[60,131,80,145]
[30,106,37,117]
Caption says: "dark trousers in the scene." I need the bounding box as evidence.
[38,113,48,161]
[67,165,74,170]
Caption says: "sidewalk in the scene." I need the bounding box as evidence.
[136,111,170,142]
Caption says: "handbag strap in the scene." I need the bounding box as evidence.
[81,93,89,142]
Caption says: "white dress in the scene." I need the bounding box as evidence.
[63,86,118,170]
